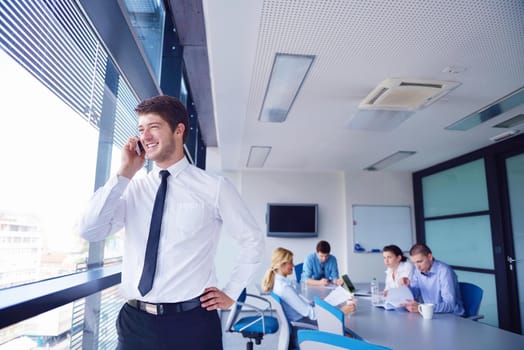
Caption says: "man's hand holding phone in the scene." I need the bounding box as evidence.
[118,137,145,179]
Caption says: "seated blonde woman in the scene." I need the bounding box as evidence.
[262,247,355,348]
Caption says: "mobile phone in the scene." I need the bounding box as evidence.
[135,140,145,155]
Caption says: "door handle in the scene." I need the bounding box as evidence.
[507,256,521,264]
[507,256,521,271]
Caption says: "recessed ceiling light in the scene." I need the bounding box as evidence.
[489,130,520,143]
[246,146,272,168]
[446,86,524,131]
[493,114,524,128]
[365,151,416,171]
[258,53,315,123]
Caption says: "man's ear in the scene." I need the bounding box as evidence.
[175,123,185,136]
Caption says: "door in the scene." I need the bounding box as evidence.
[505,152,524,334]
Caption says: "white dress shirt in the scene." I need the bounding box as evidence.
[273,274,316,322]
[384,260,414,291]
[77,157,264,303]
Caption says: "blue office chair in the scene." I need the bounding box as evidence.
[294,263,304,284]
[225,289,279,350]
[459,281,484,321]
[314,296,360,339]
[269,291,317,350]
[298,330,392,350]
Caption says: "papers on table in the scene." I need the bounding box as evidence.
[323,286,353,307]
[374,285,414,310]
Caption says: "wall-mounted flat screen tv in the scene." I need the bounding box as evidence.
[266,203,318,237]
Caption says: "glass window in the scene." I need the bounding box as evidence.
[123,0,166,82]
[422,159,489,217]
[425,215,494,270]
[0,285,123,349]
[0,50,96,288]
[0,0,140,289]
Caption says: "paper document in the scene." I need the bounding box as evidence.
[374,285,413,310]
[323,286,353,306]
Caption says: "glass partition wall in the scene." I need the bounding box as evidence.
[420,159,498,326]
[414,138,524,333]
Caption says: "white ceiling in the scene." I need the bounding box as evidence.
[200,0,524,172]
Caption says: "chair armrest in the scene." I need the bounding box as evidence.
[291,321,318,330]
[246,293,273,308]
[237,301,268,315]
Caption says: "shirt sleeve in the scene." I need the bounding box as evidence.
[326,256,340,280]
[303,254,314,279]
[434,265,462,314]
[75,175,129,242]
[216,177,265,301]
[409,272,422,302]
[280,282,316,320]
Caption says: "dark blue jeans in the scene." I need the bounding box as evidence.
[116,303,223,350]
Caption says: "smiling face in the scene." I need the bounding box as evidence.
[138,113,185,168]
[383,251,402,269]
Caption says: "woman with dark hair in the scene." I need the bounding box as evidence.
[382,244,414,293]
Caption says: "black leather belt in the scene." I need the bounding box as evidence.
[127,296,201,315]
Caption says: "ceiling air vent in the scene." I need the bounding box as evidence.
[359,78,461,111]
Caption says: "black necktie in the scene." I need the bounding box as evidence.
[138,170,170,296]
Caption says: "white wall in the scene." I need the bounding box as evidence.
[240,170,347,290]
[206,148,414,293]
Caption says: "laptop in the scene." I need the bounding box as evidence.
[341,274,371,296]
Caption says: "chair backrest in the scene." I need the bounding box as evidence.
[459,282,483,318]
[294,263,304,283]
[224,288,247,331]
[269,292,291,350]
[298,330,392,350]
[314,296,345,335]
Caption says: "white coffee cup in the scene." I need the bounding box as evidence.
[418,303,434,319]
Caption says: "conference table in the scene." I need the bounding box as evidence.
[301,284,524,350]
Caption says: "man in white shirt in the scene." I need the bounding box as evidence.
[77,95,264,350]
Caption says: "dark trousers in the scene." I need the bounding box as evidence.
[116,303,223,350]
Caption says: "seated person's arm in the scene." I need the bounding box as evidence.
[307,277,330,286]
[303,255,329,286]
[339,298,357,314]
[327,256,342,286]
[281,283,315,319]
[434,268,460,314]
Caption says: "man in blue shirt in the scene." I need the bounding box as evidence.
[403,243,464,315]
[303,240,342,286]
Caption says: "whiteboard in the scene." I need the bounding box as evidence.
[352,205,412,253]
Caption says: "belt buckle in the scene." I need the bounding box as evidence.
[144,302,158,315]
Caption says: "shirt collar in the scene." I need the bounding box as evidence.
[275,273,292,285]
[422,259,438,276]
[153,157,189,178]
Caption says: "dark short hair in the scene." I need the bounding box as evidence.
[316,240,331,254]
[382,244,407,262]
[135,95,189,143]
[409,243,432,257]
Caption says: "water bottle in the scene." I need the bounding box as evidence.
[370,277,379,304]
[300,272,307,293]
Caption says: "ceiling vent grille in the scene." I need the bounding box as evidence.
[359,78,461,111]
